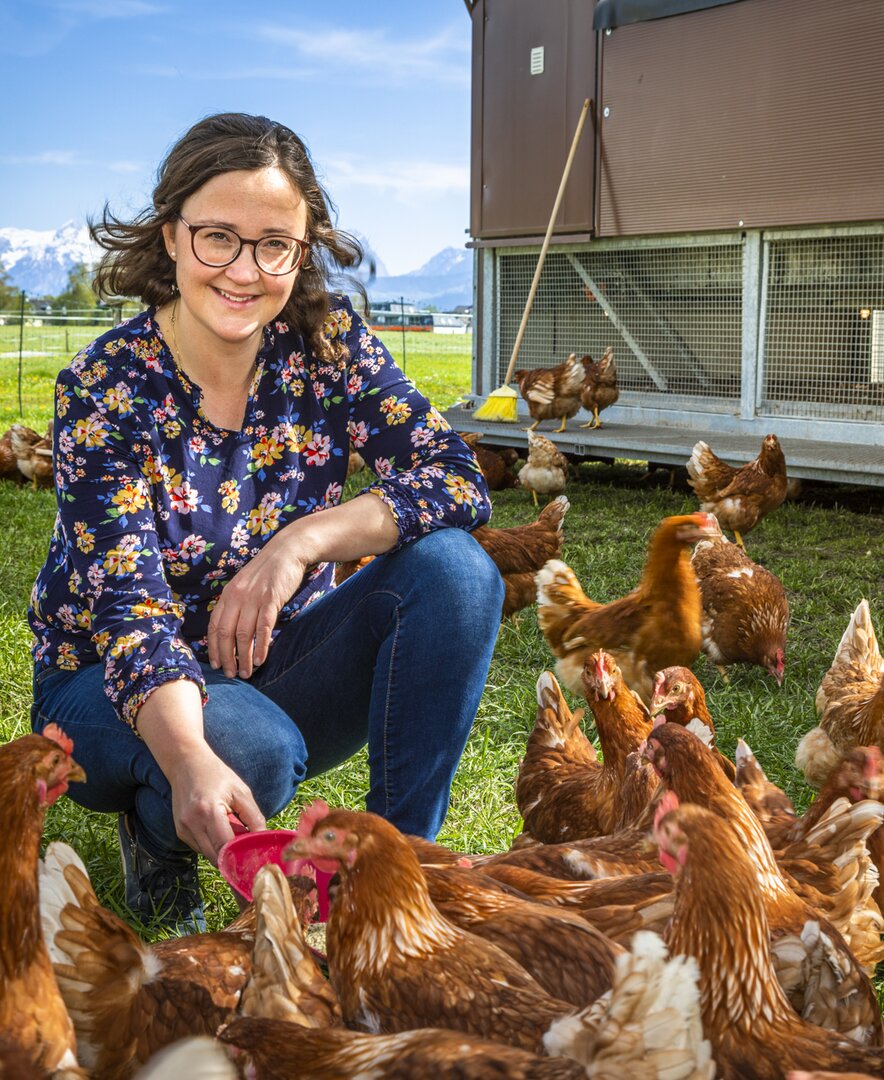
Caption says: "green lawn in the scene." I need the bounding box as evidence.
[2,329,883,942]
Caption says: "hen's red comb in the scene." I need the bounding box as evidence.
[295,799,331,839]
[654,790,680,831]
[42,723,74,757]
[652,671,666,698]
[652,713,667,730]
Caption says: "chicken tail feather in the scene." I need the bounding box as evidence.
[543,930,715,1078]
[242,862,340,1027]
[39,841,151,1071]
[834,598,881,669]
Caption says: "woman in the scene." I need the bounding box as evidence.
[29,112,502,933]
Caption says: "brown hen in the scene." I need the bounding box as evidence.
[579,346,619,429]
[691,526,789,683]
[9,422,53,489]
[283,804,574,1053]
[283,803,709,1073]
[536,513,719,703]
[0,428,21,480]
[649,666,736,781]
[0,726,86,1078]
[518,429,569,506]
[658,801,884,1079]
[687,433,787,549]
[516,660,655,843]
[796,599,884,790]
[643,722,883,1044]
[219,1016,587,1078]
[515,353,585,433]
[459,431,518,490]
[423,863,623,1007]
[39,847,337,1078]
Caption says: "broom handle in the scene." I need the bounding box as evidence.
[502,97,592,386]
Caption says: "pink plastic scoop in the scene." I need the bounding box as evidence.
[217,813,334,919]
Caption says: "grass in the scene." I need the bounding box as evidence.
[2,331,884,940]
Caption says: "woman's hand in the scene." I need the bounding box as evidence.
[208,535,308,679]
[166,744,266,863]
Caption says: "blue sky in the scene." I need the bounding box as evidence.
[0,0,473,275]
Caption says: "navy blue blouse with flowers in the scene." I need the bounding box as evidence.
[28,296,491,727]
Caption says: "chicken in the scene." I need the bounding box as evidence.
[691,526,789,683]
[219,1016,588,1078]
[686,433,788,549]
[283,803,574,1053]
[0,428,21,480]
[477,863,676,947]
[796,599,884,790]
[518,429,569,507]
[283,802,710,1073]
[579,346,619,429]
[643,722,883,1044]
[744,745,884,915]
[472,495,570,617]
[0,726,86,1078]
[649,667,736,781]
[423,863,623,1007]
[537,513,720,704]
[459,431,518,490]
[516,662,655,843]
[9,422,53,489]
[515,353,585,433]
[734,738,797,840]
[38,845,336,1077]
[657,800,884,1078]
[334,496,569,617]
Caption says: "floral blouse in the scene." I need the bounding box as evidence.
[29,296,491,727]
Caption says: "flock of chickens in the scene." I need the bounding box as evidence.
[4,354,884,1079]
[0,422,54,487]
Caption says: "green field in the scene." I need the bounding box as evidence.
[2,320,883,959]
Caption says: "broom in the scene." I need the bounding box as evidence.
[473,96,592,422]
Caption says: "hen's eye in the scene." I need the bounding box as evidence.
[323,829,336,842]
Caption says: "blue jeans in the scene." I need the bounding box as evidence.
[31,529,504,856]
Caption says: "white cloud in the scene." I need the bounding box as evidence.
[44,0,168,16]
[324,157,469,202]
[0,150,144,174]
[266,23,469,86]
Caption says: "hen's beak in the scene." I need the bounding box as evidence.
[282,837,312,862]
[66,761,87,784]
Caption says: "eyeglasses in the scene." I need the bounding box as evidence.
[177,215,310,275]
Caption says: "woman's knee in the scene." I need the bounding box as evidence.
[395,528,504,613]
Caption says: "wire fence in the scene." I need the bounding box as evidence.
[0,307,473,421]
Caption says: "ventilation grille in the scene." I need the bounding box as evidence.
[761,234,884,419]
[496,242,743,401]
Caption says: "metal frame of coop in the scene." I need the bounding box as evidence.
[450,223,884,486]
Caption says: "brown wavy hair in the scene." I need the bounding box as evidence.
[90,112,364,360]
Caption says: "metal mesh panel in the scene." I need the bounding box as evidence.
[761,233,884,420]
[496,241,743,401]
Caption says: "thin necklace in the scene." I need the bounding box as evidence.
[167,299,257,388]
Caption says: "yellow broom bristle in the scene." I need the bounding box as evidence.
[472,385,519,422]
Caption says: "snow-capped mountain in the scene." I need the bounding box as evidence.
[0,222,473,310]
[369,247,473,309]
[0,221,100,296]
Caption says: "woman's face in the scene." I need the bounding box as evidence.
[163,166,308,348]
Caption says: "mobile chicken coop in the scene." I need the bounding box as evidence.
[449,0,884,485]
